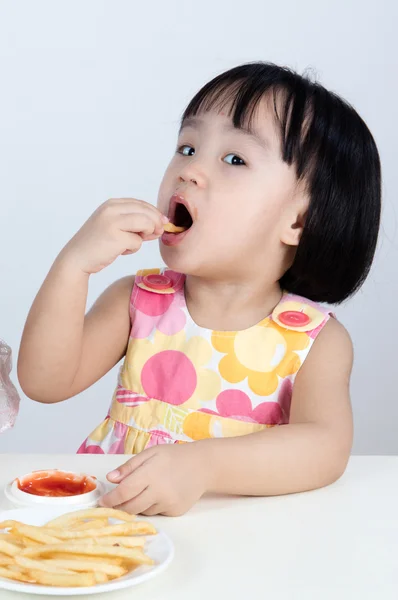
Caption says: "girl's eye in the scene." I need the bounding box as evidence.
[224,153,246,166]
[178,145,195,157]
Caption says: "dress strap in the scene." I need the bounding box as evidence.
[135,268,185,295]
[271,292,334,337]
[129,268,186,323]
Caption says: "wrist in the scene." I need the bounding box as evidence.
[54,249,91,282]
[192,439,219,494]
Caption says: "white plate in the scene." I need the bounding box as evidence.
[0,507,174,596]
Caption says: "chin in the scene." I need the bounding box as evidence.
[160,243,195,275]
[160,243,231,279]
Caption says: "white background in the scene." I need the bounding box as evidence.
[0,0,397,454]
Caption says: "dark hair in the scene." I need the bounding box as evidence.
[182,62,381,304]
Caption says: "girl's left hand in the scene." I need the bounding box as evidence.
[99,443,208,517]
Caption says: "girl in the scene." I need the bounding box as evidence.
[18,63,381,516]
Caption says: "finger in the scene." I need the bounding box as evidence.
[107,448,154,483]
[140,232,163,242]
[119,231,143,254]
[108,197,162,214]
[117,213,159,237]
[102,198,163,228]
[141,504,161,517]
[103,199,167,232]
[115,488,154,515]
[100,468,148,507]
[117,202,166,230]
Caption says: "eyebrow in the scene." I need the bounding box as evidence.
[179,116,269,152]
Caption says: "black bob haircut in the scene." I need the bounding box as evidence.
[181,62,381,304]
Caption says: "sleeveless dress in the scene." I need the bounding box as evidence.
[78,268,333,454]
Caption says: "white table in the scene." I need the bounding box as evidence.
[0,455,397,600]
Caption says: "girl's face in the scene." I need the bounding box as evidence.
[157,99,308,282]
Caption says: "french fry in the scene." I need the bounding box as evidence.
[15,556,75,575]
[94,572,108,584]
[71,518,108,531]
[21,543,154,565]
[21,537,41,547]
[0,566,33,583]
[6,564,27,574]
[29,569,97,587]
[11,524,60,545]
[46,508,136,528]
[0,508,155,588]
[0,520,18,530]
[74,535,146,548]
[164,222,186,233]
[44,558,126,577]
[0,533,24,547]
[52,553,124,566]
[41,521,155,539]
[0,540,20,557]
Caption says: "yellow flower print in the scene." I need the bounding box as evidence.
[121,330,221,409]
[183,410,268,441]
[212,319,310,396]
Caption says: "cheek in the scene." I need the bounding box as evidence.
[157,167,175,210]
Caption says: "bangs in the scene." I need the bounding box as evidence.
[181,62,320,180]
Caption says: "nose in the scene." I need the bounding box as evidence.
[178,162,206,188]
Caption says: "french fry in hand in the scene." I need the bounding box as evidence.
[163,222,186,233]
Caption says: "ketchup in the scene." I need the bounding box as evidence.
[16,471,96,497]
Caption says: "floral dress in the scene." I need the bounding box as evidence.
[78,268,333,454]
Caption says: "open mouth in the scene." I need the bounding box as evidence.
[173,202,193,230]
[167,195,194,233]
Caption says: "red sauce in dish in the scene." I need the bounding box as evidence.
[16,471,96,497]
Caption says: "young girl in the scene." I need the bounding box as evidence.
[18,62,381,516]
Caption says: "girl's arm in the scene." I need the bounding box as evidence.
[100,318,353,516]
[201,317,353,495]
[18,198,166,403]
[18,266,133,403]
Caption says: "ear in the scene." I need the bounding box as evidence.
[280,190,309,247]
[280,209,307,246]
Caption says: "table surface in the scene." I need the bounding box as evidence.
[0,455,397,600]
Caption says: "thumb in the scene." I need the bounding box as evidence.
[106,451,150,483]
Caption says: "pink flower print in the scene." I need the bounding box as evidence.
[278,378,293,424]
[135,288,174,317]
[146,429,173,448]
[105,421,128,454]
[116,387,150,407]
[131,289,186,339]
[141,350,197,405]
[201,389,284,425]
[307,319,328,340]
[77,440,105,454]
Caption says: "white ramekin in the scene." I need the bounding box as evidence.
[4,469,106,509]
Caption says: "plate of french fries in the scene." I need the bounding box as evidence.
[0,506,174,595]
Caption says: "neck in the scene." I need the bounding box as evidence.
[184,273,283,331]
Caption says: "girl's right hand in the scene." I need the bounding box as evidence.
[59,198,167,275]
